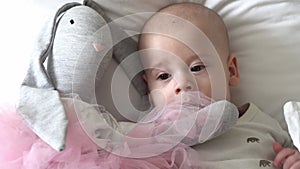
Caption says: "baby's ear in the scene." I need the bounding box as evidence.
[228,54,240,86]
[142,73,148,82]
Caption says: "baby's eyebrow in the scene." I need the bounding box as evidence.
[149,68,161,74]
[192,53,207,59]
[191,53,213,62]
[184,54,203,63]
[146,67,165,77]
[147,62,164,70]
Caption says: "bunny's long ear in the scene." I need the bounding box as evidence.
[16,2,81,151]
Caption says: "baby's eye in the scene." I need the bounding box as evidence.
[157,73,171,80]
[190,65,206,72]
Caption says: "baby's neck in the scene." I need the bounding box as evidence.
[238,103,250,118]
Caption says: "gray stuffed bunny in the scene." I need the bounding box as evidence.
[17,0,147,152]
[17,1,113,151]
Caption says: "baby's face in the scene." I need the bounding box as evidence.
[141,35,237,106]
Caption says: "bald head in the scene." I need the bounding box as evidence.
[139,2,230,60]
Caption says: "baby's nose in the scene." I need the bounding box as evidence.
[175,80,194,95]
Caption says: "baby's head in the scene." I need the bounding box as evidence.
[139,2,240,106]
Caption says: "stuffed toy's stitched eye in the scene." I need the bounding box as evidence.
[70,19,74,24]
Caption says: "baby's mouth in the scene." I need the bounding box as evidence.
[152,91,214,123]
[169,91,213,109]
[142,91,214,123]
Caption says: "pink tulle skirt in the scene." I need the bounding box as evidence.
[0,103,203,169]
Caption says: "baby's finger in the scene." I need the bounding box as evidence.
[273,148,295,167]
[283,152,300,169]
[273,142,283,154]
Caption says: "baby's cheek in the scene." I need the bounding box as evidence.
[195,78,212,98]
[149,89,168,107]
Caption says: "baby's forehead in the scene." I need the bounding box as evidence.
[140,34,216,58]
[140,42,220,66]
[139,4,230,60]
[139,15,220,57]
[140,14,208,41]
[139,34,227,70]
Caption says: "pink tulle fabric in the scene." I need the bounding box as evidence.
[0,103,203,169]
[125,91,234,148]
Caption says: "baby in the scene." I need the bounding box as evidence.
[138,2,300,169]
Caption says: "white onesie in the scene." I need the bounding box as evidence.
[192,103,294,169]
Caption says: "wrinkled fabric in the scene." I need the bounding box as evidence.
[0,104,202,168]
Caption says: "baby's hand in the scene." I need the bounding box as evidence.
[273,142,300,169]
